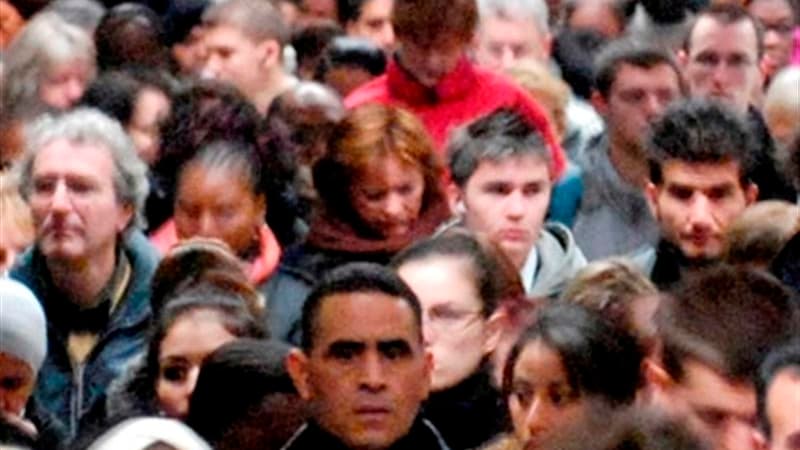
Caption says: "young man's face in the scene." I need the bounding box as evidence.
[397,36,468,87]
[663,359,760,450]
[764,368,800,450]
[345,0,395,52]
[595,62,682,152]
[456,154,552,269]
[682,16,762,114]
[198,24,275,100]
[646,159,757,261]
[748,0,796,79]
[287,291,432,450]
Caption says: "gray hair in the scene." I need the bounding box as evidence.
[203,0,289,47]
[477,0,550,34]
[0,11,96,119]
[447,108,552,187]
[17,108,149,232]
[45,0,107,32]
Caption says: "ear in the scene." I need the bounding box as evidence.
[643,357,673,392]
[542,32,553,59]
[259,39,282,69]
[590,90,608,116]
[644,181,660,220]
[744,182,759,206]
[285,349,312,401]
[677,48,689,69]
[482,310,506,356]
[421,349,434,398]
[117,204,135,233]
[446,181,464,216]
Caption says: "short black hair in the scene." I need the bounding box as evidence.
[594,39,684,99]
[337,0,368,24]
[503,302,645,407]
[301,262,423,351]
[647,98,758,186]
[314,36,387,80]
[657,264,800,383]
[756,338,800,439]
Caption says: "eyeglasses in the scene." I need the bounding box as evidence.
[423,305,483,332]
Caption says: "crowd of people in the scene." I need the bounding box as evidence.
[0,0,799,449]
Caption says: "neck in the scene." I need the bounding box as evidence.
[46,245,118,308]
[608,133,648,188]
[251,69,294,115]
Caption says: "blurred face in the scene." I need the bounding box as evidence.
[174,162,265,259]
[646,160,757,261]
[667,359,759,450]
[156,309,237,419]
[0,353,35,417]
[765,369,800,450]
[598,63,682,151]
[301,0,338,21]
[29,139,132,266]
[398,37,467,87]
[474,16,550,71]
[683,17,762,114]
[287,291,432,450]
[349,154,425,238]
[508,340,588,449]
[127,87,170,166]
[38,59,93,110]
[567,1,623,38]
[345,0,395,52]
[324,65,377,97]
[764,107,800,150]
[0,221,33,273]
[173,27,206,74]
[199,25,271,99]
[397,256,489,391]
[458,155,552,269]
[749,0,796,79]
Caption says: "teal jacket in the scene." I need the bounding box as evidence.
[11,231,159,438]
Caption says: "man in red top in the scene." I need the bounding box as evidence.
[344,0,566,178]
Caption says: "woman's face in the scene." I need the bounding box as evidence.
[127,87,170,166]
[156,310,237,419]
[38,59,93,110]
[508,339,589,449]
[0,352,35,417]
[175,163,265,258]
[349,153,425,238]
[398,255,489,391]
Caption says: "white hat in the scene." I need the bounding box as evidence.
[0,278,47,373]
[87,417,212,450]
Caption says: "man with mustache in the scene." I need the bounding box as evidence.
[285,263,449,450]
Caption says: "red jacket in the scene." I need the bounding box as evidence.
[345,56,566,179]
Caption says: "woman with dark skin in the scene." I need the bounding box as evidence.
[265,103,451,344]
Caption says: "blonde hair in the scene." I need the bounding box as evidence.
[724,200,800,268]
[506,59,570,140]
[0,169,34,267]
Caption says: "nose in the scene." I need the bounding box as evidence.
[360,353,387,392]
[422,314,438,346]
[505,191,526,220]
[50,181,72,213]
[196,212,217,238]
[686,194,713,230]
[720,419,758,450]
[383,192,407,219]
[380,25,395,51]
[67,78,84,104]
[523,396,549,439]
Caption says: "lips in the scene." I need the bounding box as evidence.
[499,228,529,241]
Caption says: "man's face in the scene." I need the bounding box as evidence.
[287,291,432,450]
[597,63,682,151]
[667,359,759,450]
[28,139,132,265]
[345,0,395,52]
[474,16,550,71]
[198,25,272,100]
[765,369,800,450]
[458,155,552,269]
[398,37,467,88]
[683,16,762,114]
[748,0,796,79]
[646,160,757,261]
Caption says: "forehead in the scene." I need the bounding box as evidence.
[612,62,680,91]
[749,0,795,18]
[469,153,551,182]
[689,16,758,56]
[679,359,755,414]
[204,24,258,47]
[660,159,743,186]
[33,138,116,179]
[480,15,545,42]
[313,291,421,348]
